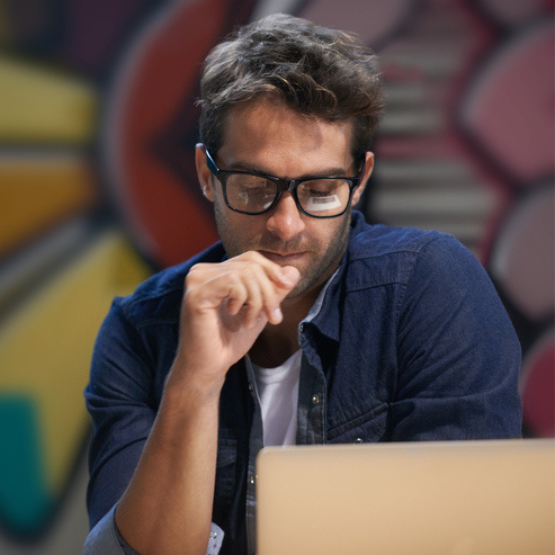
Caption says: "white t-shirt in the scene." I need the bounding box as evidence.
[252,349,303,446]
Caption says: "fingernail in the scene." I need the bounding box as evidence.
[273,307,283,321]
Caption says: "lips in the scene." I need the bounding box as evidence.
[258,250,308,264]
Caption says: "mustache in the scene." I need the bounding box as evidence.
[254,236,311,253]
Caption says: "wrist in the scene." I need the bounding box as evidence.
[164,357,226,407]
[154,374,221,451]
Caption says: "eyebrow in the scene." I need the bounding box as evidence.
[226,160,351,179]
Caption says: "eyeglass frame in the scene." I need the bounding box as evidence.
[204,148,364,219]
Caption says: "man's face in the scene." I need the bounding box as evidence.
[197,99,372,301]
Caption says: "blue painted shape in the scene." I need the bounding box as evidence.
[0,394,53,537]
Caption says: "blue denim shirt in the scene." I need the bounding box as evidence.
[84,211,522,555]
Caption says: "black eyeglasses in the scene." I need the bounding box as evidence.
[205,149,362,218]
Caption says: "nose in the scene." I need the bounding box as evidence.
[265,192,306,241]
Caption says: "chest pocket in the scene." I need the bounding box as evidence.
[326,401,388,443]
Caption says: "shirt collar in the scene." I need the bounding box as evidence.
[300,210,368,343]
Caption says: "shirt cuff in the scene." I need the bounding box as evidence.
[208,522,225,554]
[83,504,225,555]
[83,504,138,555]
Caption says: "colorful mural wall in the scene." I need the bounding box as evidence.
[0,0,552,552]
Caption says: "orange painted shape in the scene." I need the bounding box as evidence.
[0,156,98,256]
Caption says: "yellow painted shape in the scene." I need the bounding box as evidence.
[0,231,151,494]
[0,56,96,141]
[0,155,97,255]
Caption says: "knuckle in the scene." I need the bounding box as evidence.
[240,266,257,282]
[186,263,208,283]
[189,262,209,273]
[241,250,260,261]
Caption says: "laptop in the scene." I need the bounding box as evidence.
[256,439,554,554]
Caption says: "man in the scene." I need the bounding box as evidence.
[84,13,522,555]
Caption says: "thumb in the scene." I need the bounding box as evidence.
[266,266,301,325]
[278,266,301,292]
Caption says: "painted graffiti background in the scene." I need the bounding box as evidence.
[0,0,552,552]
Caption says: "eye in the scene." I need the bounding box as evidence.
[230,174,270,189]
[226,174,277,211]
[304,180,342,196]
[237,184,274,198]
[310,188,335,197]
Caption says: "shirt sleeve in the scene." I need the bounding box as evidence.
[83,299,227,555]
[84,298,158,531]
[389,234,522,440]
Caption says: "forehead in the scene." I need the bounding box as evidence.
[218,98,354,175]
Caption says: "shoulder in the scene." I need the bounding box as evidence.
[345,212,468,291]
[349,220,447,258]
[112,242,226,325]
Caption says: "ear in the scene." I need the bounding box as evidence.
[351,151,374,206]
[195,143,215,202]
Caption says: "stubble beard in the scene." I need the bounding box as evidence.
[213,197,352,299]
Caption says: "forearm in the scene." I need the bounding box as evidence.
[115,372,221,555]
[107,253,299,554]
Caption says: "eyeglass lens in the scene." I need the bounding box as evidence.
[225,175,352,217]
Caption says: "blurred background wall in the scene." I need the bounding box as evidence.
[0,0,552,552]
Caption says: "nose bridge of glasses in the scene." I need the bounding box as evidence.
[276,176,300,194]
[272,178,306,213]
[271,183,304,221]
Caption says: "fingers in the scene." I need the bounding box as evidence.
[277,265,301,292]
[264,266,300,324]
[185,251,300,329]
[235,252,301,326]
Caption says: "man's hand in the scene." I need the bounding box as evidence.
[115,252,299,554]
[168,251,301,396]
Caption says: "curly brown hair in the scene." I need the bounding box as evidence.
[198,14,384,158]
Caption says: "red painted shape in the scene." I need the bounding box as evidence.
[522,338,555,437]
[109,0,255,267]
[462,24,555,184]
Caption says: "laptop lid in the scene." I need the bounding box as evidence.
[256,439,554,555]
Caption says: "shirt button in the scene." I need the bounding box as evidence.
[312,394,320,405]
[249,474,256,485]
[248,382,254,392]
[299,323,305,333]
[354,438,364,444]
